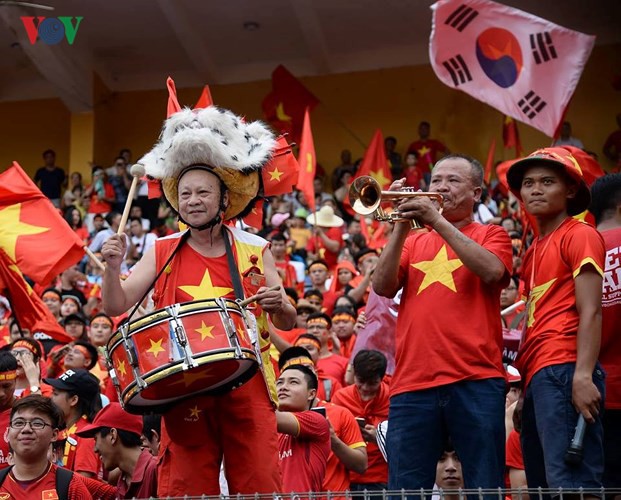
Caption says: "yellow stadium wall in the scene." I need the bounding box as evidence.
[2,43,620,182]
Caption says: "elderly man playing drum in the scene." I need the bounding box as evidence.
[102,98,296,496]
[372,154,512,493]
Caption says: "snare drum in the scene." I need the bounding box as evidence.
[106,298,259,414]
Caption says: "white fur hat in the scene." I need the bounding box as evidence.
[140,106,276,220]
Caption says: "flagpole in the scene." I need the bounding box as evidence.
[84,247,106,272]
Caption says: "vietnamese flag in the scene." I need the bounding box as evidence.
[503,116,522,157]
[356,129,392,189]
[296,108,317,213]
[0,163,85,284]
[0,248,72,343]
[484,138,497,184]
[262,135,300,197]
[262,65,319,143]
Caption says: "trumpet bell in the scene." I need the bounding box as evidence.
[349,176,381,216]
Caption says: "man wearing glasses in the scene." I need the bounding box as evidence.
[0,395,92,498]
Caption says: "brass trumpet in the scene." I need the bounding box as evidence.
[348,176,444,229]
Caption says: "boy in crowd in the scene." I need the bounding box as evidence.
[77,403,158,499]
[332,350,390,491]
[507,148,605,492]
[276,362,331,493]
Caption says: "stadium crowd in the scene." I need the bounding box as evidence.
[0,112,619,499]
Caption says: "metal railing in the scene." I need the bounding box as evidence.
[136,488,621,500]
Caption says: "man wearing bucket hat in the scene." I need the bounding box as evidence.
[306,205,345,270]
[506,147,606,491]
[101,90,296,496]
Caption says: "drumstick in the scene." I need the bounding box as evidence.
[117,164,146,236]
[238,285,281,307]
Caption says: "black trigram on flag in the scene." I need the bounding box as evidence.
[518,91,547,119]
[442,55,472,86]
[444,4,479,32]
[530,32,558,64]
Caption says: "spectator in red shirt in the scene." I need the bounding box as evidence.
[589,173,621,492]
[332,350,390,491]
[306,206,344,270]
[77,403,158,499]
[44,369,102,478]
[84,167,116,222]
[507,147,605,492]
[276,363,331,494]
[270,232,299,290]
[406,121,449,184]
[309,312,349,385]
[373,154,512,492]
[0,395,92,498]
[0,353,17,469]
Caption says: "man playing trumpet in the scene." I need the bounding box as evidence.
[372,154,513,492]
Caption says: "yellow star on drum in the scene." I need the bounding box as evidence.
[116,360,127,377]
[195,321,215,341]
[146,338,165,358]
[178,269,233,300]
[236,324,247,342]
[412,245,463,294]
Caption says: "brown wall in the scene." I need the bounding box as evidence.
[2,43,620,180]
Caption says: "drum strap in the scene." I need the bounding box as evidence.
[221,226,245,301]
[126,230,191,322]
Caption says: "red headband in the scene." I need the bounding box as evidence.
[12,340,37,355]
[0,371,17,381]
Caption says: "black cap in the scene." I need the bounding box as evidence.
[43,369,100,399]
[62,313,88,326]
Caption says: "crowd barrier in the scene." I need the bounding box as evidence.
[137,488,621,500]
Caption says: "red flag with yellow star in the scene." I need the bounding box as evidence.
[0,163,85,285]
[262,135,300,197]
[356,129,392,189]
[262,65,319,143]
[296,108,316,213]
[0,248,72,343]
[503,116,522,157]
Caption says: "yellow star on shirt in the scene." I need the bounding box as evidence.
[0,204,49,261]
[195,321,215,341]
[526,278,557,327]
[189,405,202,418]
[370,169,390,189]
[146,338,165,358]
[418,145,431,157]
[178,269,233,300]
[269,168,283,182]
[411,245,463,294]
[116,360,127,377]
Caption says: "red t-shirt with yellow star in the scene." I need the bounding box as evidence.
[406,139,448,172]
[514,218,605,387]
[392,223,512,396]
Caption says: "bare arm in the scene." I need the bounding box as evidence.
[509,468,529,500]
[572,268,603,423]
[372,222,409,298]
[256,249,297,330]
[330,428,368,474]
[269,324,292,354]
[102,234,156,316]
[276,411,300,435]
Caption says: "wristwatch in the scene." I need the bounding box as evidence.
[30,385,41,394]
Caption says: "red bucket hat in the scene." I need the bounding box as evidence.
[506,147,590,216]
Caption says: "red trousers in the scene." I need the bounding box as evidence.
[157,373,282,496]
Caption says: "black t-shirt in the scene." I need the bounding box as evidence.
[34,167,65,199]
